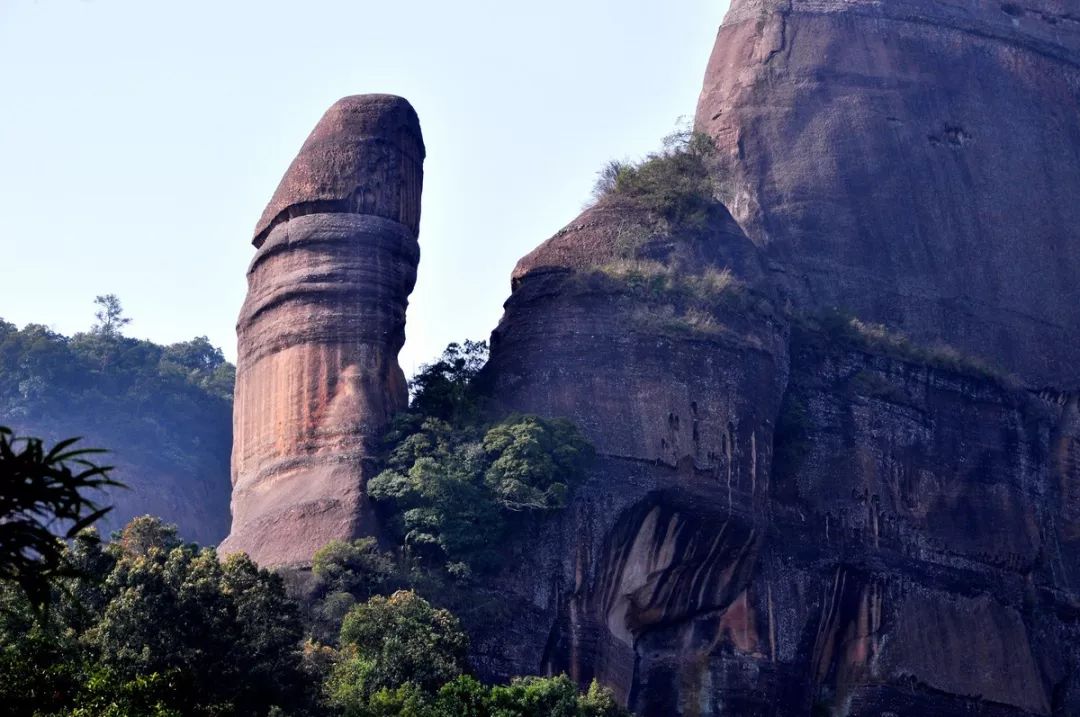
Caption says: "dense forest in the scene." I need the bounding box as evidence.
[0,296,233,543]
[0,335,619,716]
[0,516,626,716]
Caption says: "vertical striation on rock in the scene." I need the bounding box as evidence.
[477,191,795,709]
[220,95,424,567]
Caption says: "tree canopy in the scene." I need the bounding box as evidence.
[369,342,593,575]
[0,517,311,716]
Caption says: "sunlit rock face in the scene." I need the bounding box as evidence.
[696,0,1080,388]
[220,95,424,567]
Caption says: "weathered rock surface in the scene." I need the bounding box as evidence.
[468,2,1080,712]
[479,303,1080,713]
[220,95,424,567]
[696,0,1080,388]
[476,196,789,704]
[253,93,424,246]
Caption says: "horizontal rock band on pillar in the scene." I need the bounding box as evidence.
[221,95,423,567]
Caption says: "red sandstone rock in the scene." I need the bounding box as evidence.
[220,95,423,567]
[695,0,1080,388]
[253,94,424,247]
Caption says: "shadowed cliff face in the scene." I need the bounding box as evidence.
[471,2,1080,713]
[479,311,1080,714]
[221,95,424,567]
[695,0,1080,389]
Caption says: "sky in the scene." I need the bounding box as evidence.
[0,0,731,375]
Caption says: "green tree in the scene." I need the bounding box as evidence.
[407,340,488,424]
[337,590,468,694]
[325,672,630,717]
[0,580,85,715]
[326,590,469,714]
[86,520,308,715]
[370,414,591,573]
[159,336,236,401]
[309,537,398,643]
[0,516,310,716]
[372,342,592,574]
[483,416,591,511]
[488,675,628,717]
[312,537,396,599]
[92,294,131,339]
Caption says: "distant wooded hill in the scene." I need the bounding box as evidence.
[0,316,233,544]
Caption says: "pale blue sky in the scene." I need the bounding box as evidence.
[0,0,730,374]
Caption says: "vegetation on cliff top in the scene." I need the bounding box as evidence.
[796,308,1008,383]
[584,129,778,337]
[592,126,720,231]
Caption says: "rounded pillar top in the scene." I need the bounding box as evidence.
[253,94,425,247]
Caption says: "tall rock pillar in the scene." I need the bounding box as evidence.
[220,94,424,567]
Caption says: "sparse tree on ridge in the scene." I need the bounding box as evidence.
[92,294,131,339]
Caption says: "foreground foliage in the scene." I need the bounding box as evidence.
[337,674,627,717]
[0,516,628,717]
[0,427,121,609]
[0,518,310,716]
[324,590,626,717]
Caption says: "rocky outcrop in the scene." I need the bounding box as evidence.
[473,199,786,701]
[468,1,1080,712]
[220,95,424,567]
[696,0,1080,388]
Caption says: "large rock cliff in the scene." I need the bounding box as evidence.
[478,251,1080,713]
[469,1,1080,714]
[220,95,424,567]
